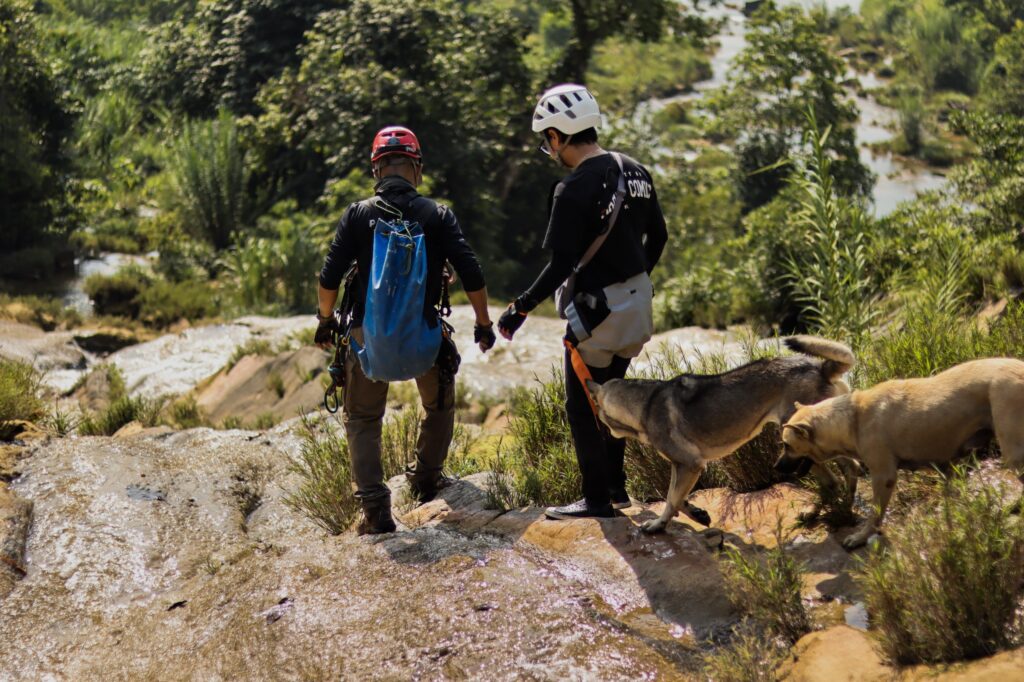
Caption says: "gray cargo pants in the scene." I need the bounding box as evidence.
[342,335,455,503]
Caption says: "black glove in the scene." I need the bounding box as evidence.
[497,302,527,340]
[314,314,339,347]
[474,322,496,351]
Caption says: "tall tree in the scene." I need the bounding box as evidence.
[0,0,75,252]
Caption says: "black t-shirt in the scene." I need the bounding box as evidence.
[319,176,485,324]
[521,152,667,308]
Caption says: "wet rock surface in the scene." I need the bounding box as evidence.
[0,427,705,679]
[2,426,1022,679]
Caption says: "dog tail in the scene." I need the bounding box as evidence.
[784,335,856,379]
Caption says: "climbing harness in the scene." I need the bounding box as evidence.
[323,265,357,413]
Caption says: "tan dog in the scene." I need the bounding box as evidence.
[775,358,1024,549]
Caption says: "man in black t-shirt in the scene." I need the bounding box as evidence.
[316,126,496,535]
[498,84,668,520]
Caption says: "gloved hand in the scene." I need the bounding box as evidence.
[474,322,496,352]
[314,314,340,349]
[497,302,527,340]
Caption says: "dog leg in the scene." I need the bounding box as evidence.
[799,463,839,523]
[843,461,895,549]
[838,458,860,519]
[642,462,703,533]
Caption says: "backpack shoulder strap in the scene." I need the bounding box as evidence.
[574,152,627,274]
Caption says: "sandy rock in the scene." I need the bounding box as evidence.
[904,646,1024,681]
[194,346,330,426]
[0,484,32,598]
[683,483,818,547]
[482,403,509,433]
[777,626,888,682]
[112,421,146,439]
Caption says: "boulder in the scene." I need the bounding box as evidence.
[777,626,888,681]
[399,473,736,637]
[194,346,330,426]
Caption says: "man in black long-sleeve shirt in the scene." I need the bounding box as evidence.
[499,84,668,520]
[316,126,495,534]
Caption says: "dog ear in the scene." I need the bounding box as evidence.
[585,379,602,399]
[794,401,807,411]
[783,422,815,443]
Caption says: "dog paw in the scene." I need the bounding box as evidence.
[641,519,666,534]
[686,505,711,526]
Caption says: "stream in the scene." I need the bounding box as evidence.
[661,0,947,216]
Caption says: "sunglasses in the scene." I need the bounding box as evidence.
[538,135,552,156]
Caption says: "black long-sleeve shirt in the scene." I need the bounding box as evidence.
[319,176,485,324]
[518,152,667,310]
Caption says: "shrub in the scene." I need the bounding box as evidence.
[83,265,151,318]
[78,394,162,436]
[227,338,274,370]
[654,266,738,330]
[783,115,878,348]
[170,396,206,429]
[860,302,1024,385]
[0,293,83,330]
[283,412,359,535]
[167,109,250,250]
[858,466,1024,664]
[485,371,580,508]
[702,622,787,682]
[380,404,423,480]
[0,359,46,431]
[221,203,328,314]
[137,279,219,328]
[799,460,859,529]
[722,526,811,644]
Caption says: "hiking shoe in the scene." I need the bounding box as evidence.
[610,488,632,510]
[356,501,397,535]
[408,472,458,505]
[545,499,615,520]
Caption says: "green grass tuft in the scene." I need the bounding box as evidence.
[857,465,1024,665]
[722,525,811,644]
[0,359,47,432]
[283,412,358,535]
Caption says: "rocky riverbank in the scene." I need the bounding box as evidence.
[2,423,1021,679]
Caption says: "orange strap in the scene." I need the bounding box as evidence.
[564,338,598,416]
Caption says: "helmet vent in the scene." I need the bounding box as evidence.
[564,110,577,119]
[559,94,572,107]
[573,92,583,101]
[547,101,558,113]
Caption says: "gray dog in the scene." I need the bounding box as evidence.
[587,336,856,533]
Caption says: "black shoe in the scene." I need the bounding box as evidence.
[545,499,615,520]
[356,501,397,535]
[610,487,632,510]
[408,472,457,504]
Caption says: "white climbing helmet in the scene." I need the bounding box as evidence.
[531,83,601,135]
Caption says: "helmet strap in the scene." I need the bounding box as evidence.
[554,132,574,169]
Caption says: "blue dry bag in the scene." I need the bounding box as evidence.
[351,198,441,382]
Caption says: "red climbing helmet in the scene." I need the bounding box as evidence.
[370,126,423,163]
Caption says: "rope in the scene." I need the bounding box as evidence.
[564,338,599,418]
